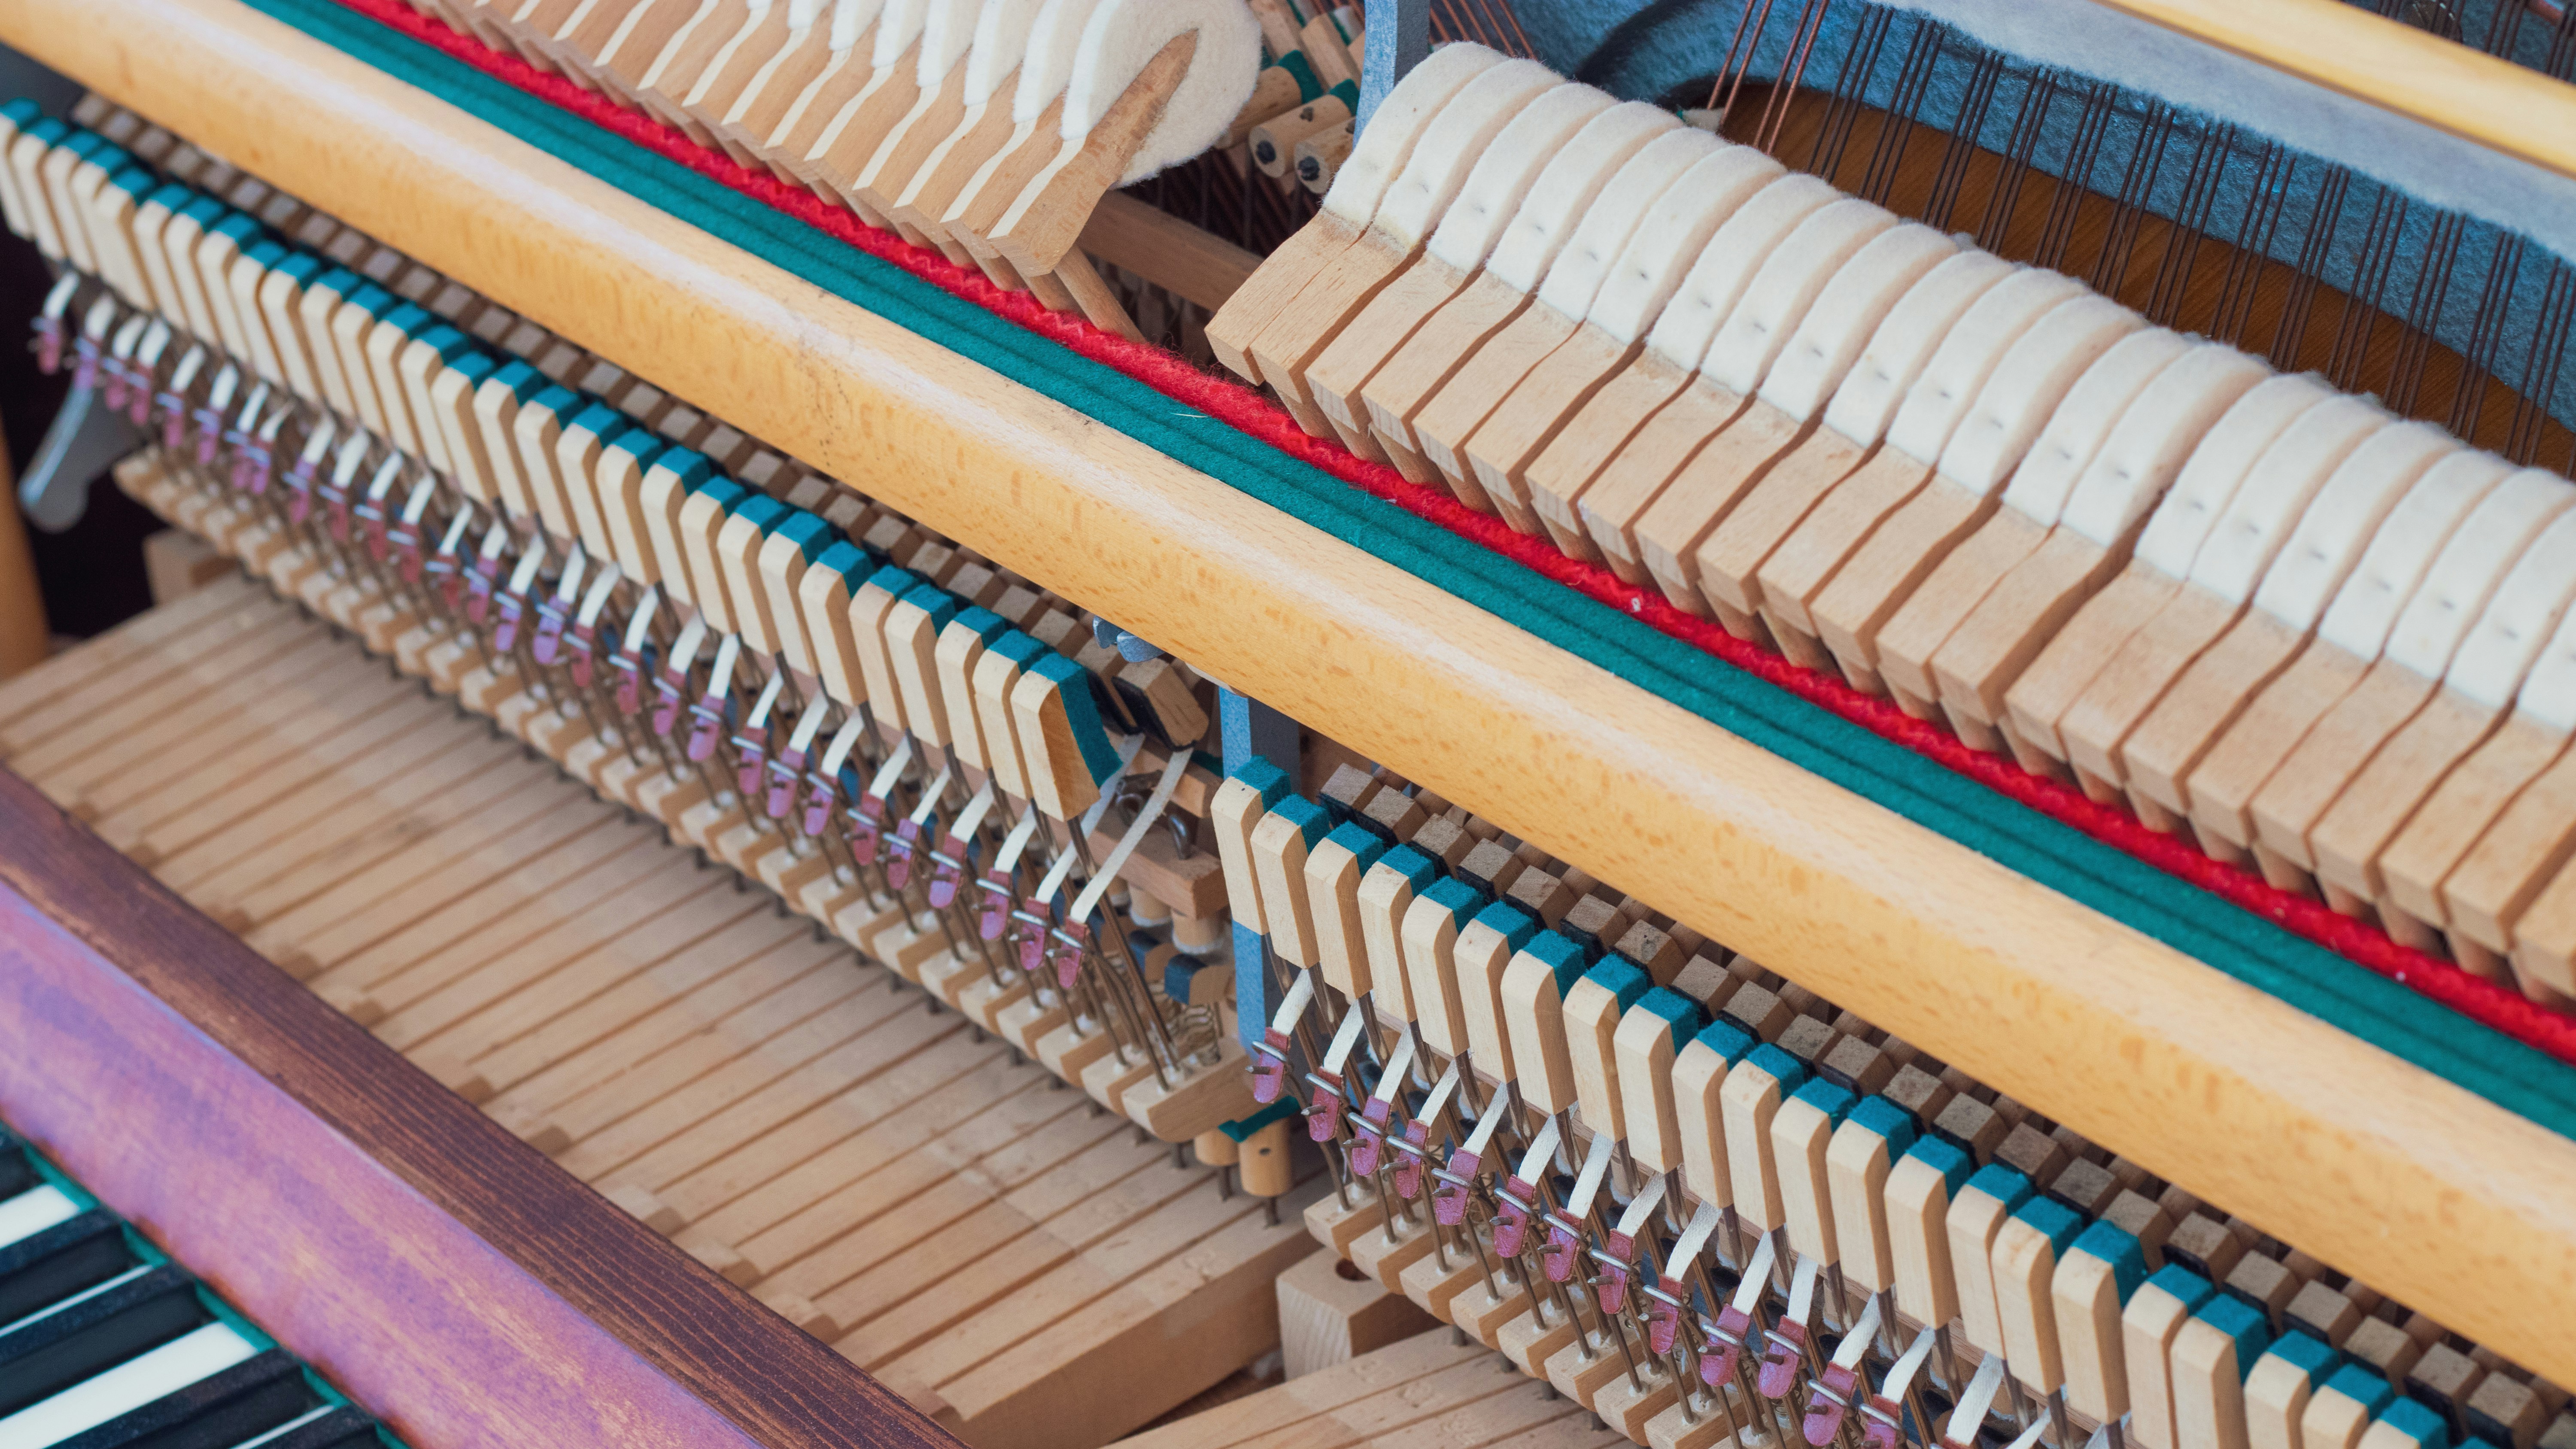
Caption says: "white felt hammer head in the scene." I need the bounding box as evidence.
[870,0,933,70]
[1064,0,1266,184]
[962,0,1053,106]
[1013,0,1109,122]
[912,0,986,87]
[832,0,890,53]
[1319,42,1510,225]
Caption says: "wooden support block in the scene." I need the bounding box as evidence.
[1275,1248,1437,1380]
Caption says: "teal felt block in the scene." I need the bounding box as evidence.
[1376,844,1441,895]
[1789,1076,1856,1125]
[1226,757,1293,808]
[652,447,716,492]
[489,358,547,404]
[380,300,431,336]
[60,128,102,161]
[1848,1094,1920,1151]
[1027,652,1124,787]
[775,510,838,562]
[1900,1136,1972,1196]
[107,167,155,202]
[244,238,291,270]
[143,182,195,213]
[235,0,2576,1141]
[415,324,477,365]
[2145,1263,2217,1315]
[1635,984,1708,1047]
[2263,1331,2342,1385]
[1522,931,1589,999]
[2067,1218,2146,1301]
[735,494,790,530]
[20,117,65,148]
[2012,1194,2084,1254]
[1472,901,1537,953]
[987,629,1052,672]
[1323,820,1389,873]
[863,564,918,597]
[2379,1396,2452,1449]
[1582,957,1650,1012]
[344,283,397,324]
[569,400,626,440]
[0,99,37,125]
[951,604,1010,644]
[1964,1162,2033,1213]
[273,250,323,290]
[896,583,960,643]
[1692,1017,1756,1068]
[2192,1295,2273,1380]
[450,352,498,390]
[1422,874,1481,927]
[1272,793,1331,849]
[608,434,672,474]
[527,382,580,422]
[691,476,750,513]
[1744,1042,1811,1095]
[2318,1364,2395,1422]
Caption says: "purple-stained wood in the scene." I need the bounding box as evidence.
[0,763,959,1449]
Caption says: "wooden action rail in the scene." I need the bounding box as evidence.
[9,0,2576,1385]
[0,762,959,1449]
[0,558,1323,1449]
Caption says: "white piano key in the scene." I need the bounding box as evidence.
[0,1320,258,1447]
[0,1185,78,1250]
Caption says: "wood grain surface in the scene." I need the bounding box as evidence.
[0,764,959,1449]
[6,0,2576,1384]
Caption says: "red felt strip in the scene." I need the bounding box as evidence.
[321,0,2576,1062]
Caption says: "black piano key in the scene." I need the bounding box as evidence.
[242,1405,382,1449]
[0,1211,141,1327]
[0,1131,36,1200]
[54,1348,325,1449]
[0,1264,210,1415]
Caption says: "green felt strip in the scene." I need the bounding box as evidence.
[237,0,2576,1136]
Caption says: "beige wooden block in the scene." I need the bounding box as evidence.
[1275,1248,1438,1381]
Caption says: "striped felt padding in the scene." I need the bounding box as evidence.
[226,0,2576,1125]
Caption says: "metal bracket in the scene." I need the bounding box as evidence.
[20,379,144,533]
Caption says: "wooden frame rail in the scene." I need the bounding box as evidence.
[2096,0,2576,186]
[0,766,959,1449]
[4,0,2574,1383]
